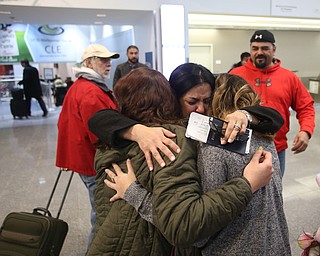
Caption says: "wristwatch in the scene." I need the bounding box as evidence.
[237,110,252,127]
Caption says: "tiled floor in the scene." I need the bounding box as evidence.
[0,98,319,256]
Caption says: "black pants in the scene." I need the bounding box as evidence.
[25,95,48,116]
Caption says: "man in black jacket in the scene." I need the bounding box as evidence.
[113,45,147,87]
[18,59,48,117]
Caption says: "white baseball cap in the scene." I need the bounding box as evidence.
[81,44,119,61]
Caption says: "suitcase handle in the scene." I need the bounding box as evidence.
[33,207,52,217]
[45,169,74,219]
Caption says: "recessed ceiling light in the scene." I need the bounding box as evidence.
[94,21,103,24]
[0,11,12,15]
[188,14,320,31]
[96,14,106,17]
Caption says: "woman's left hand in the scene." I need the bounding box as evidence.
[221,110,248,144]
[104,159,137,202]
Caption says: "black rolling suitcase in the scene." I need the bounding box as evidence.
[10,88,28,119]
[0,170,74,256]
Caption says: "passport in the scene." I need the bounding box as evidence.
[186,112,252,155]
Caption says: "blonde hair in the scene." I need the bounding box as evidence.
[211,73,274,138]
[211,74,260,119]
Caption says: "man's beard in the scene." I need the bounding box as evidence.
[130,58,138,63]
[254,55,267,69]
[103,73,111,79]
[102,71,111,79]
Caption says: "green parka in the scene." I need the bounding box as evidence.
[88,124,253,255]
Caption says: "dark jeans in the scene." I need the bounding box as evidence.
[277,150,286,177]
[25,95,48,116]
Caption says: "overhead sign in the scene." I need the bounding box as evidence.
[0,29,19,56]
[25,24,89,62]
[271,0,320,18]
[0,24,32,63]
[0,24,90,63]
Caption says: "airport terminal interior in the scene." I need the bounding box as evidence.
[0,2,320,255]
[0,95,319,256]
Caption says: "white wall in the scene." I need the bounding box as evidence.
[132,12,155,66]
[189,28,320,77]
[2,0,319,76]
[186,0,270,16]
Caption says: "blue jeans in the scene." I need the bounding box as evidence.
[277,150,286,177]
[79,174,96,251]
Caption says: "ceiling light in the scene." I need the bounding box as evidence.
[0,11,12,15]
[96,14,106,17]
[188,14,320,31]
[94,21,103,25]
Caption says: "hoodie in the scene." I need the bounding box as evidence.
[230,58,315,152]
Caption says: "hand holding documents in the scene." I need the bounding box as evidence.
[186,112,252,155]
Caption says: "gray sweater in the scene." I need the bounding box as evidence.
[124,132,291,255]
[197,132,291,256]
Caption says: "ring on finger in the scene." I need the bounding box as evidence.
[234,124,241,131]
[111,177,115,183]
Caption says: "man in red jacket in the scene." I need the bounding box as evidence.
[56,44,119,251]
[230,30,315,177]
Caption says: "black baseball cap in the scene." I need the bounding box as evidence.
[250,30,275,44]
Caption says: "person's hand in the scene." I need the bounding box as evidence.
[291,131,310,154]
[126,124,181,171]
[243,148,274,193]
[104,159,137,202]
[221,111,248,144]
